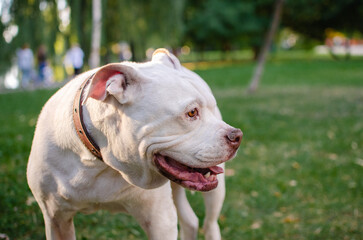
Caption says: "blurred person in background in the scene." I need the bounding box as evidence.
[16,43,34,89]
[36,45,54,87]
[64,43,84,76]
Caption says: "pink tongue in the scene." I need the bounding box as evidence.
[209,166,224,174]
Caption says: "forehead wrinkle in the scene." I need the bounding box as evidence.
[135,63,216,110]
[181,75,216,109]
[182,98,203,112]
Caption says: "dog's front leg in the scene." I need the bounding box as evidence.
[44,213,76,240]
[202,164,226,240]
[38,200,76,240]
[126,184,178,240]
[171,182,199,240]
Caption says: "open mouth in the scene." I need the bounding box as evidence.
[153,154,224,192]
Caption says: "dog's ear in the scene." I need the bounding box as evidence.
[152,48,181,70]
[83,63,135,105]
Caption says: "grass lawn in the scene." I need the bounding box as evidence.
[0,58,362,239]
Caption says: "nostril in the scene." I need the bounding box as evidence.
[227,129,243,144]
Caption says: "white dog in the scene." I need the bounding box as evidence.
[27,49,242,240]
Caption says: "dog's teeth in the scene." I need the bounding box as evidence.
[204,172,211,178]
[208,175,216,181]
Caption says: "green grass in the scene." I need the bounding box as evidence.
[0,58,362,239]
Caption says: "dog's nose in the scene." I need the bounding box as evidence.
[226,128,243,147]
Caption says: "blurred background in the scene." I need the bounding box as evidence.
[0,0,362,239]
[1,0,363,89]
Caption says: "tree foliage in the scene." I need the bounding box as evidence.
[183,0,275,58]
[68,0,92,60]
[283,0,363,40]
[102,0,185,61]
[1,0,363,73]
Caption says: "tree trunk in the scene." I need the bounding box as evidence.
[89,0,102,69]
[247,0,284,93]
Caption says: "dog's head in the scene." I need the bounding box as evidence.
[83,49,242,191]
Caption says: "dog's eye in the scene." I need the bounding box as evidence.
[187,108,198,118]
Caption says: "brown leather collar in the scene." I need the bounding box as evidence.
[73,74,103,160]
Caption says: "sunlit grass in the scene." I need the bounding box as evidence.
[212,86,362,239]
[0,58,362,239]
